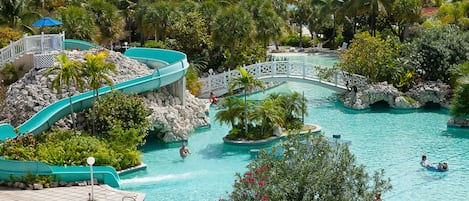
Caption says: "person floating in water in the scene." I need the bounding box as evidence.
[210,92,218,105]
[421,155,448,171]
[420,155,428,167]
[180,143,191,159]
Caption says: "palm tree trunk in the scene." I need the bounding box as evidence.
[92,90,98,135]
[68,88,77,135]
[244,89,248,135]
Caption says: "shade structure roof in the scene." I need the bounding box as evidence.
[32,17,63,27]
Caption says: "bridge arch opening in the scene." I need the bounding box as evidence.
[422,102,441,110]
[370,100,391,111]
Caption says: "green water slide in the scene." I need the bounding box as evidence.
[0,41,189,187]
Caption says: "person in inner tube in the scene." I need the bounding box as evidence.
[438,162,448,171]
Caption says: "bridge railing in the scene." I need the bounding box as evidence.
[0,32,64,70]
[199,61,368,95]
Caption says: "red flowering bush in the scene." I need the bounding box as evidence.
[222,133,392,200]
[228,165,272,201]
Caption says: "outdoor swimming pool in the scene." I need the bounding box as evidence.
[120,81,469,201]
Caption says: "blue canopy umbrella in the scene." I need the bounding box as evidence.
[32,17,63,27]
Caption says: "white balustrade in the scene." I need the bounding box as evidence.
[200,61,368,95]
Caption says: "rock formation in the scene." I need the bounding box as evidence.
[340,81,452,110]
[0,49,210,142]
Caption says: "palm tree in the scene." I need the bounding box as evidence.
[81,50,116,135]
[215,97,244,128]
[0,0,40,33]
[268,91,308,128]
[228,67,265,135]
[87,0,126,47]
[45,53,85,135]
[284,91,308,123]
[251,98,285,136]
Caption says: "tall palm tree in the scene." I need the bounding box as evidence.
[228,67,265,135]
[81,50,116,135]
[45,53,85,135]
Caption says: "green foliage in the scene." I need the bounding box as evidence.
[22,173,52,187]
[0,63,23,85]
[450,62,469,118]
[219,91,308,140]
[87,91,151,141]
[57,6,97,41]
[87,0,125,45]
[402,95,417,105]
[0,27,21,48]
[407,25,469,83]
[338,32,409,87]
[451,82,469,118]
[168,11,211,58]
[281,34,312,48]
[212,6,255,70]
[225,134,392,200]
[1,130,141,171]
[186,65,202,96]
[144,40,167,48]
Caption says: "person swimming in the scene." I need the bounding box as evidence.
[180,143,191,159]
[421,155,448,172]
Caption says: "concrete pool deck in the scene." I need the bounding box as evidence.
[0,185,145,201]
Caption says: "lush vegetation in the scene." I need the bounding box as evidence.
[217,70,307,140]
[450,62,469,118]
[0,91,150,170]
[223,133,392,200]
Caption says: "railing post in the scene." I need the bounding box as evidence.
[287,59,291,77]
[9,41,14,61]
[208,68,213,94]
[23,34,28,53]
[62,31,65,50]
[272,61,276,78]
[256,61,260,78]
[40,32,44,53]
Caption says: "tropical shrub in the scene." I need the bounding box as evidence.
[224,134,392,200]
[186,65,203,96]
[1,130,141,171]
[407,25,469,83]
[281,34,312,48]
[87,91,151,143]
[450,62,469,118]
[0,27,22,48]
[338,32,405,85]
[0,63,24,85]
[451,82,469,118]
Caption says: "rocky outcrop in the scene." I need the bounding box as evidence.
[340,81,452,110]
[143,88,210,142]
[0,49,209,142]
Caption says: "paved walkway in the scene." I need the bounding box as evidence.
[0,185,145,201]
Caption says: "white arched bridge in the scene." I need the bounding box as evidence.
[199,60,368,97]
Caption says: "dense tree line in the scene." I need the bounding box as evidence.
[2,0,467,73]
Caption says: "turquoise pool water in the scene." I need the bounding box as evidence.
[120,81,469,201]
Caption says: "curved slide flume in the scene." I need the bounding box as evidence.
[0,43,189,188]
